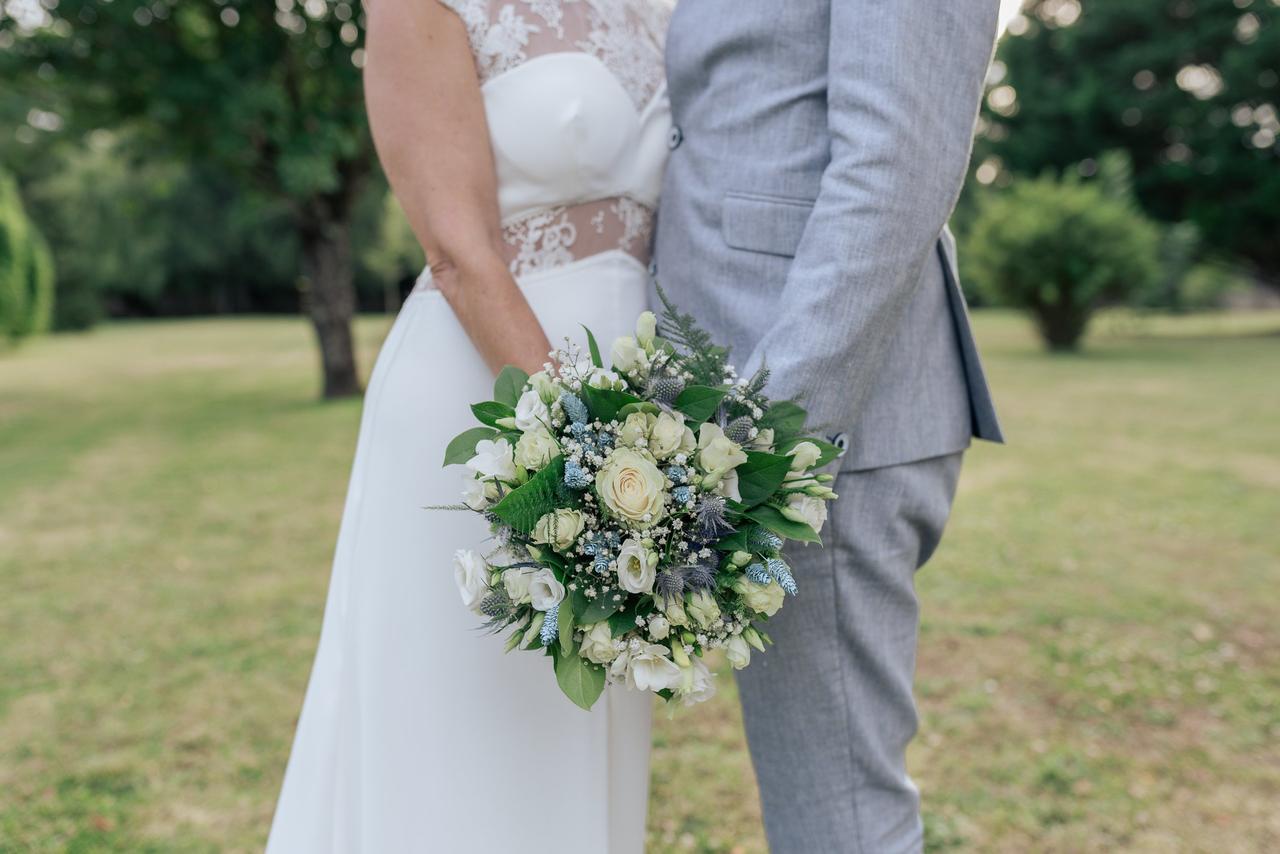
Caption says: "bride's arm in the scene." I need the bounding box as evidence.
[363,0,552,376]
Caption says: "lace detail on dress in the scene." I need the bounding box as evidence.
[439,0,671,109]
[502,197,655,278]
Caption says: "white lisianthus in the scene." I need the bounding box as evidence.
[532,509,586,552]
[596,448,667,527]
[467,438,517,482]
[678,425,697,456]
[788,440,822,472]
[662,596,691,627]
[502,567,536,604]
[649,411,687,460]
[529,370,561,404]
[676,656,716,706]
[514,388,550,432]
[460,475,498,511]
[619,412,655,448]
[528,567,566,611]
[726,634,752,670]
[697,423,748,475]
[646,614,671,641]
[616,538,657,594]
[749,427,775,451]
[610,335,644,374]
[514,426,558,470]
[782,494,829,534]
[611,642,683,692]
[733,575,785,617]
[580,622,619,665]
[686,590,721,629]
[636,310,657,349]
[719,468,742,502]
[587,368,623,390]
[453,549,489,613]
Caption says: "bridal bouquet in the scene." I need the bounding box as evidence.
[442,293,840,709]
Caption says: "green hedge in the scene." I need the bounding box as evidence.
[0,171,55,343]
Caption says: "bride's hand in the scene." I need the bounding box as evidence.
[364,0,553,378]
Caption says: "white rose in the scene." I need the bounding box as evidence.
[788,440,822,472]
[750,427,775,451]
[611,642,682,692]
[733,575,785,616]
[528,567,566,611]
[662,596,690,627]
[503,567,536,604]
[619,412,655,448]
[782,494,828,534]
[635,310,657,349]
[596,448,667,527]
[726,634,752,670]
[514,388,550,432]
[529,370,561,404]
[686,590,721,629]
[514,426,558,470]
[532,509,586,552]
[580,622,619,665]
[611,335,643,374]
[467,438,517,482]
[676,656,716,706]
[646,614,671,640]
[460,475,497,511]
[649,411,687,460]
[616,538,657,594]
[453,549,489,613]
[697,423,748,475]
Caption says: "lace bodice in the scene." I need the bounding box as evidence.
[437,0,673,278]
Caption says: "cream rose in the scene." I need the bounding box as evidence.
[635,310,657,349]
[453,549,489,613]
[580,622,619,665]
[532,509,586,552]
[596,448,667,527]
[697,423,748,475]
[529,370,561,404]
[611,335,643,374]
[514,388,550,432]
[782,494,829,534]
[619,412,655,448]
[646,614,671,641]
[686,590,721,629]
[788,440,822,472]
[649,411,687,460]
[502,567,536,604]
[528,567,566,611]
[733,575,785,617]
[662,596,690,627]
[616,538,657,594]
[514,426,557,470]
[467,438,517,482]
[726,634,752,670]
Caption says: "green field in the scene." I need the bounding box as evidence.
[2,310,1278,852]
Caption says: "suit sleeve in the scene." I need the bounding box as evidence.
[740,0,1000,436]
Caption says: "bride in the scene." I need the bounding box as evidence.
[266,0,673,851]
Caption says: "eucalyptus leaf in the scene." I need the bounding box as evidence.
[674,385,728,422]
[442,426,499,467]
[554,649,606,710]
[493,365,530,408]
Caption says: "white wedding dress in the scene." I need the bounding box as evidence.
[266,2,673,852]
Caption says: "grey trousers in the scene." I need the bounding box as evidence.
[736,452,965,854]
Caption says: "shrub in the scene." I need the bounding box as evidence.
[0,171,56,343]
[965,174,1161,350]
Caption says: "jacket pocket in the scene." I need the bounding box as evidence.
[720,191,815,258]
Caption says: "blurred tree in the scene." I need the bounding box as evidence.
[977,0,1280,287]
[965,173,1161,350]
[0,169,55,343]
[1,0,374,397]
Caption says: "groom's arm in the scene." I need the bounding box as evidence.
[741,0,1000,436]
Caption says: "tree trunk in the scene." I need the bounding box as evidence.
[299,207,361,399]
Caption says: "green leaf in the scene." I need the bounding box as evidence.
[490,456,565,534]
[579,593,624,624]
[580,385,642,424]
[712,527,758,552]
[554,648,606,710]
[558,605,577,655]
[583,325,604,369]
[493,366,530,408]
[608,608,639,637]
[759,400,808,439]
[735,451,794,507]
[471,401,516,428]
[674,385,728,422]
[442,426,499,467]
[775,437,843,468]
[617,401,661,419]
[745,504,822,544]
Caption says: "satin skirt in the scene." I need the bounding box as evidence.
[267,252,654,854]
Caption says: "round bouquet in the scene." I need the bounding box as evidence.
[442,293,840,709]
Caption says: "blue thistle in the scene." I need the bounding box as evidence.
[767,558,798,595]
[724,415,754,445]
[540,603,560,646]
[681,561,717,590]
[695,495,735,538]
[655,570,685,602]
[746,562,773,585]
[564,460,593,490]
[560,392,589,425]
[672,485,693,505]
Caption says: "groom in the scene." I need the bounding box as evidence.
[653,2,1004,851]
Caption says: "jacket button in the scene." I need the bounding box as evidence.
[668,125,683,150]
[647,260,658,277]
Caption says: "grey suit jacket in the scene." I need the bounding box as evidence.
[653,0,1004,471]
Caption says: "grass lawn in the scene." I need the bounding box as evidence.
[1,309,1278,852]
